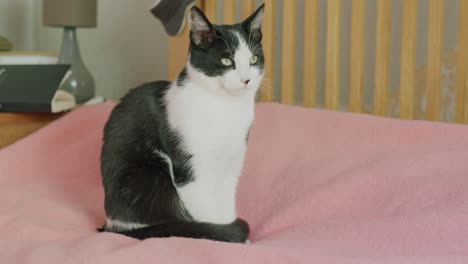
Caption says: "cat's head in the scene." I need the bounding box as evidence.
[185,4,265,97]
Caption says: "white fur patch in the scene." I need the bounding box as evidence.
[234,32,253,81]
[106,218,148,231]
[165,79,254,224]
[154,149,175,182]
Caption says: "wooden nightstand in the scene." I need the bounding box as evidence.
[0,112,64,149]
[0,97,104,149]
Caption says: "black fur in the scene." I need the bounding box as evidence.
[101,81,193,223]
[176,67,188,86]
[99,5,265,243]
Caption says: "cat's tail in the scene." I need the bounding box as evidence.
[111,218,249,243]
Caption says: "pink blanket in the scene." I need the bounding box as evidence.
[1,101,468,263]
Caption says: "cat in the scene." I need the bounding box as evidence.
[99,4,265,243]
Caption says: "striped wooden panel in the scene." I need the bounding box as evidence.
[196,0,204,9]
[325,0,341,110]
[466,73,468,124]
[399,0,418,119]
[242,0,255,19]
[223,0,236,24]
[281,0,297,105]
[349,0,366,113]
[204,0,218,23]
[303,0,319,108]
[374,0,391,116]
[261,0,275,102]
[456,0,468,123]
[425,0,444,121]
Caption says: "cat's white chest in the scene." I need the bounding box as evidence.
[182,104,249,175]
[165,83,254,223]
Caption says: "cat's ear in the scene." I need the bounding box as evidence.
[189,6,216,49]
[242,4,265,42]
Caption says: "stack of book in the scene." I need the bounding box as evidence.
[0,52,76,113]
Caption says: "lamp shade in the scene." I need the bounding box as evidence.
[43,0,97,28]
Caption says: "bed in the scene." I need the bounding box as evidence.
[2,0,468,263]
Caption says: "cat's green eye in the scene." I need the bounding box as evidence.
[250,55,258,64]
[221,58,233,66]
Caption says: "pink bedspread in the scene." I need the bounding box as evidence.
[1,101,468,263]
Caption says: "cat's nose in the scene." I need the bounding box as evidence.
[241,79,251,85]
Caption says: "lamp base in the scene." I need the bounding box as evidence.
[58,27,95,104]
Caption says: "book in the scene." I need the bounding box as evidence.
[0,52,59,64]
[0,64,76,113]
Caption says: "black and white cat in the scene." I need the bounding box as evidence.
[99,5,265,243]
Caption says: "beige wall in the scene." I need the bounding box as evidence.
[0,0,169,100]
[0,0,37,51]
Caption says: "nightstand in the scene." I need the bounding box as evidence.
[0,96,105,149]
[0,112,64,149]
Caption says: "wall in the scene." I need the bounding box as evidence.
[0,0,36,51]
[1,0,462,109]
[0,0,169,100]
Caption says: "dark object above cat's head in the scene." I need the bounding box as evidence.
[181,4,265,97]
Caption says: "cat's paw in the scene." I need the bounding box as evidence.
[244,239,251,244]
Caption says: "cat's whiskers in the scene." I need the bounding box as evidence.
[247,27,253,51]
[131,193,143,206]
[260,78,273,87]
[259,80,273,99]
[249,43,262,54]
[259,87,273,100]
[261,79,273,87]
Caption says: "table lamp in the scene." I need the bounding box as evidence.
[43,0,97,104]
